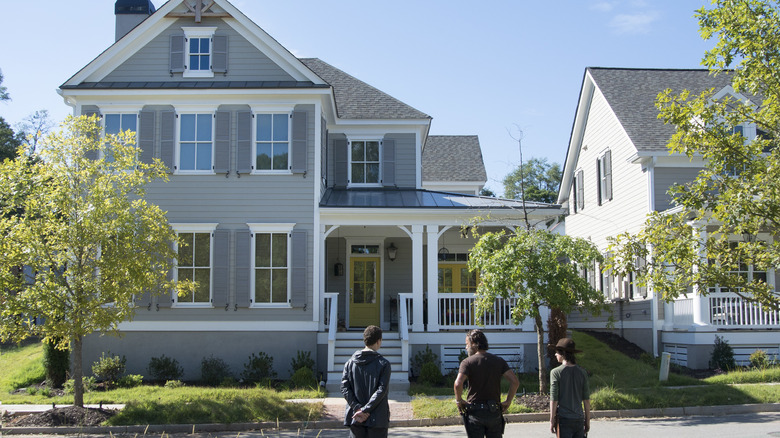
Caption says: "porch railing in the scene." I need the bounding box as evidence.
[398,293,412,372]
[673,298,694,326]
[438,294,521,329]
[709,293,780,328]
[324,292,338,372]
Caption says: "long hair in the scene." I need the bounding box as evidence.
[557,349,577,364]
[467,329,489,351]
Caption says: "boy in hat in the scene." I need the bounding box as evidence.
[550,337,590,438]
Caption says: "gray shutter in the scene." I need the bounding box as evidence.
[291,111,307,174]
[604,150,613,201]
[576,170,584,211]
[236,111,252,175]
[212,35,228,73]
[214,110,231,175]
[334,139,348,187]
[134,291,151,308]
[212,229,230,308]
[382,139,395,187]
[235,230,251,307]
[138,110,155,164]
[596,159,603,206]
[290,230,307,308]
[157,267,174,308]
[170,34,185,73]
[160,110,176,172]
[83,109,100,160]
[321,122,328,184]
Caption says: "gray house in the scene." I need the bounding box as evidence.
[61,0,561,387]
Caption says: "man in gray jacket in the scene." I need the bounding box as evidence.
[341,325,391,438]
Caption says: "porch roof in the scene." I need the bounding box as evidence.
[320,188,559,209]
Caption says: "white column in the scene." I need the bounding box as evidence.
[426,225,440,332]
[412,225,425,332]
[691,224,709,328]
[663,300,675,331]
[318,224,327,330]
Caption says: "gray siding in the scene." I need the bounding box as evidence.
[653,166,703,212]
[104,18,294,82]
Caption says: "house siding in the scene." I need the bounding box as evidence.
[326,133,417,189]
[653,166,703,212]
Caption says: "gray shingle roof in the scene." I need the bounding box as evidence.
[422,135,486,182]
[299,58,430,120]
[587,67,733,153]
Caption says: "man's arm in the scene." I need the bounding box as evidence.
[550,400,558,434]
[501,369,519,412]
[454,372,468,413]
[360,359,391,414]
[583,399,591,433]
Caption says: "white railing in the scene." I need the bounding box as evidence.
[324,292,338,372]
[673,298,694,326]
[709,293,780,328]
[398,293,412,372]
[438,294,521,329]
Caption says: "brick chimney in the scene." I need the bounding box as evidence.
[115,0,156,41]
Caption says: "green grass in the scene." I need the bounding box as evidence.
[704,366,780,384]
[0,341,45,394]
[412,396,535,419]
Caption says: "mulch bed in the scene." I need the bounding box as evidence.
[2,406,116,427]
[517,393,550,412]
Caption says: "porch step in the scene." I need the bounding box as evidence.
[326,332,408,393]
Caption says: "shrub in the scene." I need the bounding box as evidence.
[290,366,317,389]
[219,376,238,387]
[64,376,96,394]
[241,352,276,384]
[164,379,184,389]
[91,352,126,387]
[458,350,468,363]
[290,350,315,375]
[43,339,69,389]
[420,361,443,386]
[749,349,772,369]
[147,355,184,383]
[411,345,439,377]
[710,335,736,371]
[201,355,232,386]
[117,374,143,388]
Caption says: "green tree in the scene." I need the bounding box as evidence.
[607,0,780,309]
[0,115,190,406]
[16,110,54,154]
[0,116,21,161]
[468,229,608,393]
[502,157,561,203]
[0,69,9,102]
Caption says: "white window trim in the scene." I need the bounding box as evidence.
[597,150,611,205]
[175,108,217,175]
[171,223,218,308]
[100,111,139,162]
[182,26,217,78]
[247,223,295,308]
[347,137,383,188]
[251,110,293,175]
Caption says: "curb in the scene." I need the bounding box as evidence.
[1,403,778,435]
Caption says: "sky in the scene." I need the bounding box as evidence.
[0,0,715,195]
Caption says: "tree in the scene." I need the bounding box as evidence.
[16,110,55,154]
[0,116,21,161]
[0,69,9,102]
[502,157,561,203]
[0,115,189,406]
[607,0,780,309]
[479,187,496,197]
[468,229,609,394]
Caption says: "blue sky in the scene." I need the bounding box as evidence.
[0,0,714,195]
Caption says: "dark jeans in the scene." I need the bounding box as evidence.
[462,405,505,438]
[348,425,388,438]
[558,417,586,438]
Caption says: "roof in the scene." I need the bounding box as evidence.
[587,67,733,153]
[60,81,327,90]
[320,188,556,209]
[299,58,431,120]
[422,135,487,182]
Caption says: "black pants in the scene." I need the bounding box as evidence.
[348,425,388,438]
[558,417,586,438]
[463,406,505,438]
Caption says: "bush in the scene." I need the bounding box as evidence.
[290,366,317,389]
[411,345,439,377]
[241,352,276,384]
[201,355,232,386]
[164,379,184,389]
[147,355,184,383]
[117,374,143,388]
[91,352,126,387]
[43,339,69,389]
[64,376,96,394]
[710,335,736,371]
[749,349,774,369]
[290,350,315,375]
[419,361,443,386]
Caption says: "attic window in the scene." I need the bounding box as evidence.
[182,27,217,78]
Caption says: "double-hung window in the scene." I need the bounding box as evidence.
[248,223,294,307]
[101,109,139,163]
[172,224,217,306]
[178,111,214,173]
[350,140,381,185]
[182,27,217,78]
[597,150,612,205]
[255,113,290,172]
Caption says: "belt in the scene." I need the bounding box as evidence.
[468,401,499,410]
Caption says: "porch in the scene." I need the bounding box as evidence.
[665,292,780,329]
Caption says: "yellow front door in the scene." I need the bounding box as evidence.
[349,257,380,327]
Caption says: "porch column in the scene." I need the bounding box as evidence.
[691,224,709,328]
[426,225,440,332]
[412,225,425,332]
[319,224,327,331]
[663,300,675,331]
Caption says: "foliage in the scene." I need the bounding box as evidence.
[117,374,143,388]
[289,350,315,375]
[0,115,191,406]
[42,339,69,388]
[411,345,439,377]
[705,365,780,384]
[164,379,185,389]
[0,69,8,101]
[91,352,126,387]
[0,116,22,162]
[15,110,54,153]
[468,228,609,393]
[502,157,561,202]
[201,355,232,386]
[419,361,444,386]
[147,354,183,383]
[290,367,317,389]
[479,187,496,197]
[64,376,96,394]
[241,352,276,384]
[710,335,736,371]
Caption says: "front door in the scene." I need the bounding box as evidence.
[349,257,380,327]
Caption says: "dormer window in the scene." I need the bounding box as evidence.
[170,27,227,78]
[349,139,381,186]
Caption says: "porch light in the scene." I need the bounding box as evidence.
[387,243,398,261]
[334,262,344,276]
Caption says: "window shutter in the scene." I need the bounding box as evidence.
[321,121,328,185]
[236,111,252,175]
[169,34,185,73]
[604,150,613,201]
[334,139,348,186]
[160,110,176,172]
[596,158,603,206]
[212,35,228,73]
[382,139,395,187]
[157,265,174,308]
[235,229,251,307]
[134,291,151,308]
[212,229,230,308]
[290,230,307,308]
[291,111,307,174]
[138,110,155,164]
[214,110,231,175]
[576,170,584,211]
[83,109,101,161]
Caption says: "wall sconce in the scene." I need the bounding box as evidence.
[334,262,344,276]
[387,243,398,261]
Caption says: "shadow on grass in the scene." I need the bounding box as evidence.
[591,383,764,410]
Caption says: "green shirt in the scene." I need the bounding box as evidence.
[550,364,590,420]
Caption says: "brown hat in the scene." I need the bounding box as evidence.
[555,338,582,353]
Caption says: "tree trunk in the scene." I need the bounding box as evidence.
[71,335,84,407]
[535,310,549,394]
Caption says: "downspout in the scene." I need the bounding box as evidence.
[646,157,660,356]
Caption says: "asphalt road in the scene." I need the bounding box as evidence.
[7,412,780,438]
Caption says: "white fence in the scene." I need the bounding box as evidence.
[709,293,780,328]
[438,294,521,329]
